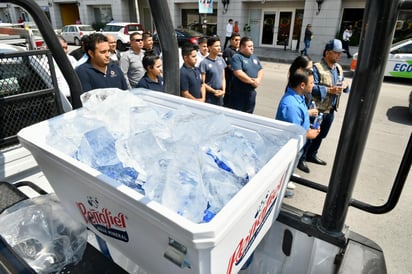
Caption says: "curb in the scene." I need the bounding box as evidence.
[256,54,352,71]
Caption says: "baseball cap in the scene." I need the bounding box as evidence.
[325,39,345,52]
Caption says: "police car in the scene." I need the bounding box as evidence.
[351,38,412,79]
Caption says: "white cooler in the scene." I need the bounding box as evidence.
[18,90,305,274]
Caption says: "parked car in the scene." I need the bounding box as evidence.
[187,23,217,36]
[153,28,206,48]
[351,38,412,79]
[61,24,96,46]
[28,28,46,49]
[101,22,144,51]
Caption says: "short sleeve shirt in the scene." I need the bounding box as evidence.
[223,46,237,66]
[119,49,144,88]
[75,61,128,92]
[231,53,262,93]
[180,64,203,98]
[199,56,226,90]
[136,73,164,92]
[223,46,237,81]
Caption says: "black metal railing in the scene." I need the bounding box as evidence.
[0,50,63,148]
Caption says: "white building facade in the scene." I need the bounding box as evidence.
[1,0,411,55]
[172,0,366,55]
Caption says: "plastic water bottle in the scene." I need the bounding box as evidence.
[309,100,316,109]
[336,76,343,87]
[312,113,323,129]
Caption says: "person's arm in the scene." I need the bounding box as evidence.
[200,82,206,102]
[220,70,226,97]
[202,72,225,98]
[121,74,128,90]
[75,66,91,92]
[180,69,205,102]
[312,65,328,100]
[201,73,214,94]
[113,65,129,90]
[232,68,263,89]
[342,75,351,94]
[253,68,264,88]
[276,99,305,124]
[223,49,231,67]
[182,90,195,100]
[181,89,205,102]
[231,54,255,85]
[308,108,319,117]
[119,53,131,89]
[279,103,320,140]
[233,69,254,85]
[306,128,320,139]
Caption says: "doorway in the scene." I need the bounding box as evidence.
[60,4,79,25]
[276,12,292,47]
[261,11,275,45]
[260,9,294,48]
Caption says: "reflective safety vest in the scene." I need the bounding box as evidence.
[313,61,343,113]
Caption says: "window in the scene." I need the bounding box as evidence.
[103,25,112,31]
[398,43,412,54]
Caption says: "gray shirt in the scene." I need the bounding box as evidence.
[199,56,226,90]
[120,49,144,88]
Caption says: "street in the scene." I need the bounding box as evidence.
[255,61,412,274]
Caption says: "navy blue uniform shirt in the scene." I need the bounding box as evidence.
[180,64,203,98]
[76,61,128,92]
[136,73,164,92]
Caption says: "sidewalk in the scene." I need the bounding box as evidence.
[254,46,358,70]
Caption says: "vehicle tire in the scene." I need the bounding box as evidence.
[117,40,126,51]
[74,37,81,46]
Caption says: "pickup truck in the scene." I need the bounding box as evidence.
[0,24,45,49]
[0,0,411,273]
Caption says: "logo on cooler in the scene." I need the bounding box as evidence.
[77,198,129,242]
[226,173,285,274]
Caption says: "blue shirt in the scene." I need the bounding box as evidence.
[223,46,237,82]
[136,73,164,92]
[275,86,310,131]
[180,64,203,99]
[231,52,262,93]
[200,56,226,105]
[75,61,128,92]
[143,46,161,56]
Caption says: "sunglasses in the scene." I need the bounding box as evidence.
[133,39,143,42]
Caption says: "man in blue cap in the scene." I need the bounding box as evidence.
[305,39,350,167]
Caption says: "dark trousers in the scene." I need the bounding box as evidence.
[224,36,231,49]
[206,93,224,106]
[307,111,335,158]
[223,71,233,107]
[299,139,311,162]
[229,90,256,113]
[342,40,351,57]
